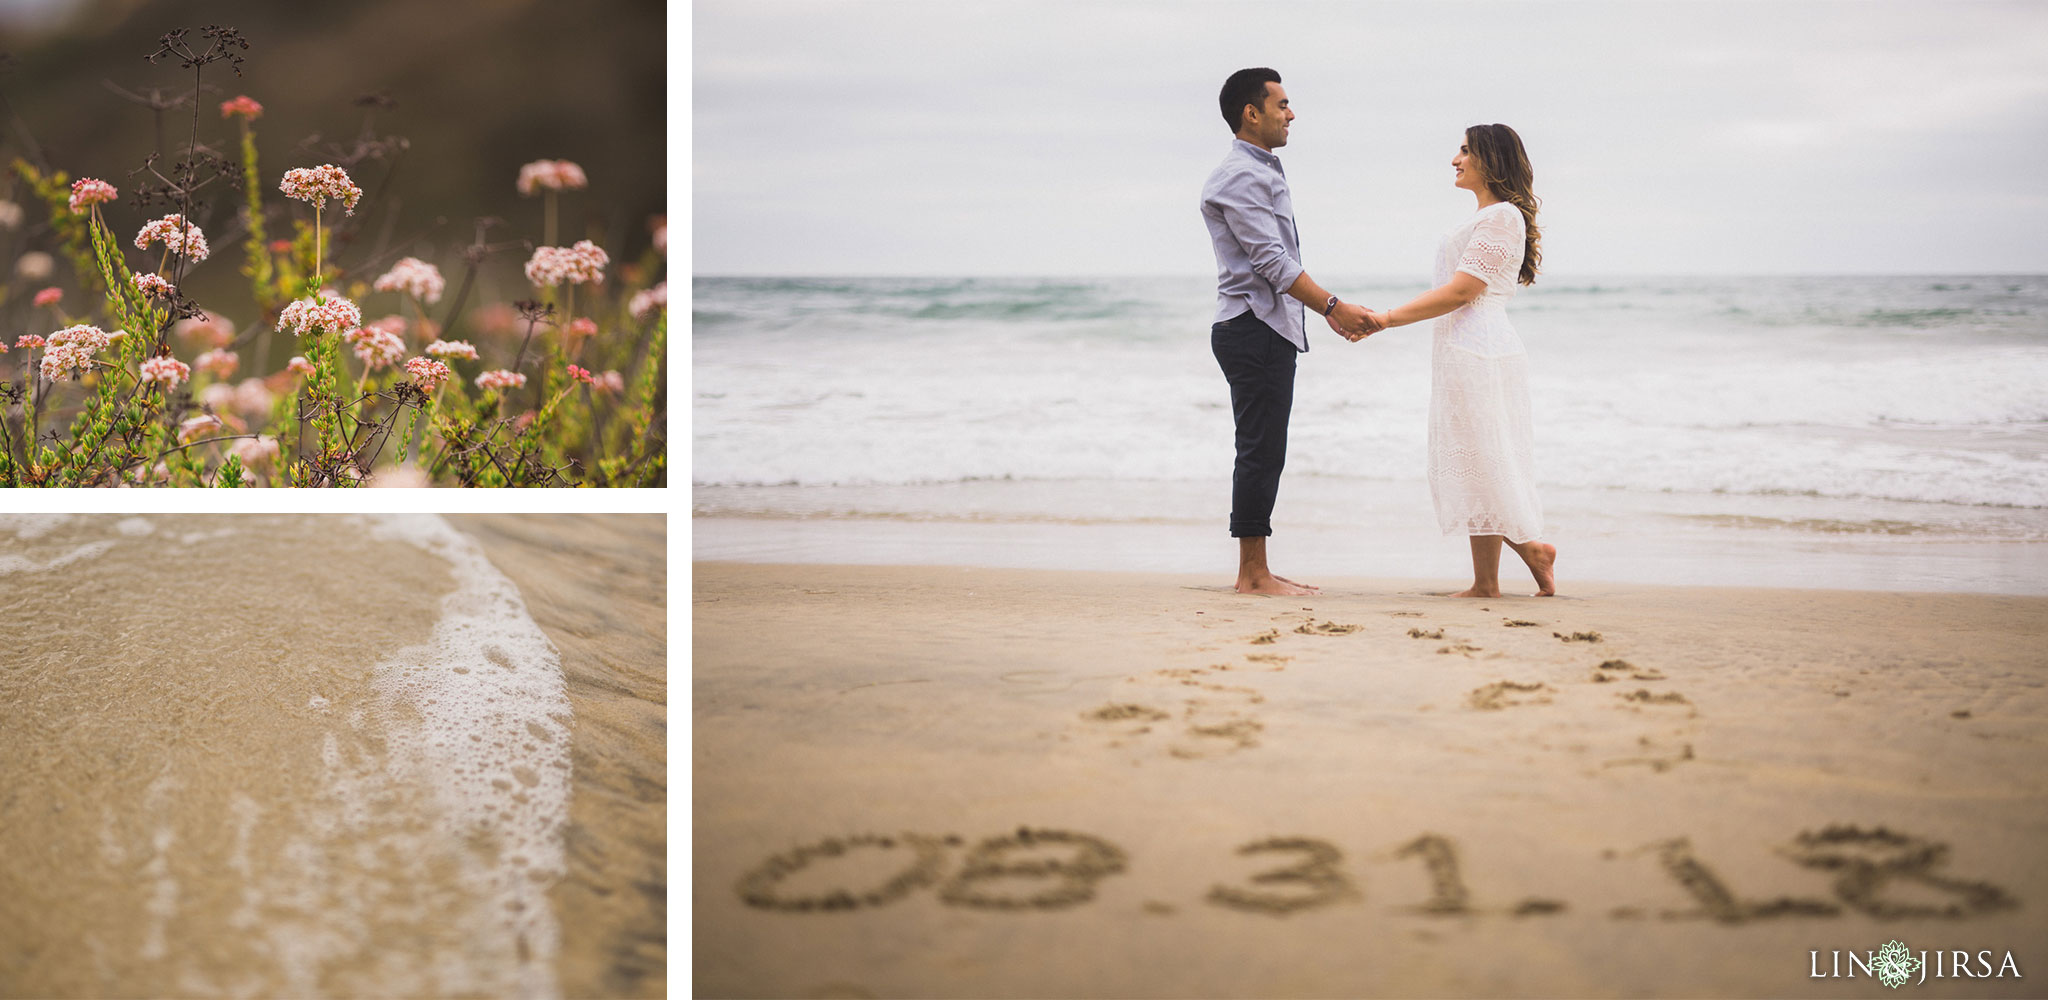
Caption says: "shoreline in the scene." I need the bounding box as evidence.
[693,560,2048,998]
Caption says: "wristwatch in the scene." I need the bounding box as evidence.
[1323,295,1340,316]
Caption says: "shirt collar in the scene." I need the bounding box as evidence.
[1232,138,1283,171]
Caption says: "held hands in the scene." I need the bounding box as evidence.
[1324,301,1383,342]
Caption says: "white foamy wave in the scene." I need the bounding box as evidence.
[361,513,573,1000]
[0,539,116,577]
[0,513,74,540]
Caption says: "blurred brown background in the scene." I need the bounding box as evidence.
[0,0,667,338]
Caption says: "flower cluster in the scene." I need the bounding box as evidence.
[595,370,626,394]
[132,273,177,299]
[287,356,317,377]
[41,344,95,380]
[474,369,527,391]
[33,287,62,308]
[566,363,595,386]
[16,334,46,350]
[231,435,279,467]
[178,414,222,442]
[48,324,113,353]
[173,312,234,348]
[135,215,211,262]
[279,164,363,215]
[425,339,479,360]
[219,95,263,120]
[194,349,239,378]
[345,324,406,370]
[516,159,588,196]
[565,317,597,347]
[403,355,453,392]
[140,355,191,388]
[68,178,118,214]
[277,295,363,338]
[372,257,446,304]
[629,281,666,321]
[524,240,609,287]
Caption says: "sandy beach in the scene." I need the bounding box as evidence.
[693,561,2046,998]
[0,514,665,1000]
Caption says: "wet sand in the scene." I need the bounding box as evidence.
[693,561,2048,998]
[453,515,669,1000]
[0,515,666,999]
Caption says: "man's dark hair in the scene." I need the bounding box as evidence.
[1219,68,1281,133]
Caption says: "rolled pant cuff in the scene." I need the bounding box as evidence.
[1228,521,1273,538]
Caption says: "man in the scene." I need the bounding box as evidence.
[1201,67,1377,596]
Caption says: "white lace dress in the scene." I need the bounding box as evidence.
[1427,201,1543,543]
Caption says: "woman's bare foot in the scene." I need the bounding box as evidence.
[1449,585,1502,598]
[1271,574,1321,594]
[1520,542,1557,596]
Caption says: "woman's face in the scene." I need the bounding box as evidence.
[1452,141,1486,192]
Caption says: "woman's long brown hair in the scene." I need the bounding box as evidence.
[1466,123,1541,286]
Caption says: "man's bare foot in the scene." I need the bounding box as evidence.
[1449,585,1502,598]
[1236,573,1318,596]
[1522,543,1557,596]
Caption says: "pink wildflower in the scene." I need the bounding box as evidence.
[629,281,666,321]
[349,326,407,370]
[0,341,7,354]
[404,355,453,392]
[68,178,118,214]
[201,383,236,412]
[566,363,595,386]
[16,334,46,350]
[516,159,588,196]
[231,435,280,468]
[195,348,239,378]
[33,287,62,308]
[132,273,176,299]
[16,252,53,281]
[140,355,191,388]
[233,378,275,417]
[219,95,264,120]
[524,240,609,287]
[425,339,479,360]
[134,215,211,262]
[650,215,666,254]
[41,343,97,380]
[595,370,626,394]
[474,369,527,392]
[372,257,445,304]
[277,295,363,338]
[172,312,235,349]
[178,413,222,442]
[565,317,598,347]
[279,164,363,215]
[287,356,318,377]
[47,324,112,353]
[267,239,292,253]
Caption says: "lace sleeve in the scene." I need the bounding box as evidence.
[1456,205,1524,287]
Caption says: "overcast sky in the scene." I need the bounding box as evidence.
[693,1,2048,277]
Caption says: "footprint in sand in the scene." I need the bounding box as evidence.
[1407,627,1445,640]
[1389,611,1426,618]
[1503,619,1542,628]
[1294,620,1362,636]
[1467,681,1553,710]
[1248,629,1281,645]
[1438,640,1483,657]
[1601,736,1696,773]
[1554,630,1604,643]
[1082,664,1271,759]
[1620,689,1690,706]
[1242,653,1291,672]
[1590,659,1666,683]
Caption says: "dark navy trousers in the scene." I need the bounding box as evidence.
[1210,310,1300,538]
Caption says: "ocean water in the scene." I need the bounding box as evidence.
[0,514,576,999]
[693,275,2048,593]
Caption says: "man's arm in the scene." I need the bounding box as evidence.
[1210,174,1376,338]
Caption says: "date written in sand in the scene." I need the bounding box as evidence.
[734,824,2017,922]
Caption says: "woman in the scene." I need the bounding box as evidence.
[1353,123,1556,597]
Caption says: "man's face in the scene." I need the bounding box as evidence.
[1245,82,1293,149]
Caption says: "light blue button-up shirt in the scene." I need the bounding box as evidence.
[1201,139,1307,352]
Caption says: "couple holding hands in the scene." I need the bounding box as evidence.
[1201,67,1557,599]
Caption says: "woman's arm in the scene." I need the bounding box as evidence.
[1366,272,1486,330]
